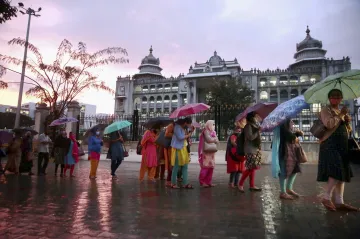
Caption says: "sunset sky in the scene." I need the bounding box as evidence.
[0,0,359,114]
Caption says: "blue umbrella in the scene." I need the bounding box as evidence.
[260,95,310,132]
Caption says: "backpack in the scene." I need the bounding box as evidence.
[236,131,245,156]
[136,137,142,155]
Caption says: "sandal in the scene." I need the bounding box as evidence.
[201,184,210,188]
[171,184,180,189]
[280,193,294,200]
[321,199,336,211]
[183,184,194,189]
[287,190,300,198]
[238,187,245,193]
[335,203,359,212]
[210,184,216,187]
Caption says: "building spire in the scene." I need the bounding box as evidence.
[306,25,310,36]
[149,45,153,54]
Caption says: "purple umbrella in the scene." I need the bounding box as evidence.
[235,102,277,122]
[49,117,78,127]
[0,131,13,146]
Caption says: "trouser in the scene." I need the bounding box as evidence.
[64,165,75,176]
[37,152,49,175]
[239,169,256,187]
[139,159,156,180]
[89,160,99,177]
[229,172,241,185]
[171,151,188,185]
[178,167,183,179]
[279,173,297,193]
[155,164,165,179]
[55,164,64,175]
[111,159,122,176]
[199,167,214,185]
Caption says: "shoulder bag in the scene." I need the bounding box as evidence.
[310,107,333,139]
[294,143,308,163]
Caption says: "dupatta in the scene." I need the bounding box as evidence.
[271,126,281,178]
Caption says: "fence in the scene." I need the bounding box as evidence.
[78,106,360,142]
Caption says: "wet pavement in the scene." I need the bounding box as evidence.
[0,160,359,239]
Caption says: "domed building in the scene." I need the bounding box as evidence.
[115,26,352,130]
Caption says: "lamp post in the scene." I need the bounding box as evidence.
[14,2,42,128]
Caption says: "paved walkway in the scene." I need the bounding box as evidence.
[0,160,359,239]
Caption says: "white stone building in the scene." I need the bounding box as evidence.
[115,26,351,119]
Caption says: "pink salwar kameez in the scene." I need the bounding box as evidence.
[198,120,218,187]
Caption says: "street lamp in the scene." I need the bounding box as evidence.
[14,2,42,128]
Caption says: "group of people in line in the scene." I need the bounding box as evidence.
[0,129,80,177]
[0,89,357,212]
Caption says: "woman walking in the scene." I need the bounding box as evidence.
[64,132,79,177]
[19,131,34,175]
[238,112,262,192]
[53,129,70,177]
[198,120,219,187]
[170,118,193,189]
[108,131,124,179]
[317,89,358,211]
[165,122,175,186]
[226,120,246,188]
[4,132,22,174]
[88,128,103,179]
[272,119,303,200]
[139,128,158,182]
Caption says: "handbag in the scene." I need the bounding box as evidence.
[294,144,308,163]
[203,141,218,153]
[310,119,327,139]
[123,145,129,157]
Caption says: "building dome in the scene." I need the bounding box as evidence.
[209,51,223,66]
[134,46,163,78]
[296,26,323,52]
[293,26,327,62]
[141,46,160,65]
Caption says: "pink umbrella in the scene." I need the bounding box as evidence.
[169,103,210,119]
[235,102,277,122]
[192,121,201,128]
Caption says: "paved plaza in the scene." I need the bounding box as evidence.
[0,159,359,239]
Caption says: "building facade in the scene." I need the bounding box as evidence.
[115,26,351,119]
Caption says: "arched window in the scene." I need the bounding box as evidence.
[301,89,308,95]
[280,90,288,102]
[171,95,178,103]
[279,76,288,85]
[300,75,309,83]
[259,78,267,87]
[149,96,155,103]
[270,90,277,102]
[142,96,147,103]
[142,86,148,92]
[289,76,298,85]
[172,83,178,90]
[156,96,162,103]
[290,89,298,99]
[150,85,156,91]
[164,95,170,103]
[157,84,163,90]
[164,84,171,90]
[270,76,277,86]
[259,91,268,100]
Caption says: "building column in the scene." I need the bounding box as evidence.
[267,88,270,102]
[34,103,50,135]
[193,80,197,103]
[277,88,280,104]
[66,101,81,134]
[186,81,191,104]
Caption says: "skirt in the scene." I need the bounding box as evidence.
[317,123,353,182]
[245,151,262,170]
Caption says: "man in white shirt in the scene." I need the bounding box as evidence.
[38,129,52,176]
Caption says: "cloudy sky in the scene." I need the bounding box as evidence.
[0,0,359,114]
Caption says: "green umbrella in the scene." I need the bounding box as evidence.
[304,69,360,103]
[104,120,132,134]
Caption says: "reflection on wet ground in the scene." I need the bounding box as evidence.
[0,161,359,238]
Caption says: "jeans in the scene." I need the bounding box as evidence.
[229,172,241,185]
[171,151,188,185]
[37,152,49,175]
[111,159,122,176]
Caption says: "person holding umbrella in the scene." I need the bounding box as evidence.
[107,130,125,179]
[88,127,103,179]
[316,89,357,211]
[52,129,70,177]
[4,132,22,175]
[238,112,262,192]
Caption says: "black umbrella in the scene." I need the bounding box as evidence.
[83,124,108,138]
[143,117,173,129]
[12,127,38,136]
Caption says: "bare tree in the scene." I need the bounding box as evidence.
[0,38,129,118]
